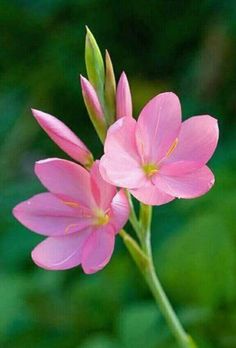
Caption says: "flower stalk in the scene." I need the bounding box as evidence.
[120,200,197,348]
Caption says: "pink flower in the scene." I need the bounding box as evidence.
[13,159,129,273]
[32,109,93,167]
[116,72,132,119]
[100,92,219,205]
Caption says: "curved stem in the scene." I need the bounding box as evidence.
[142,232,196,348]
[122,202,197,348]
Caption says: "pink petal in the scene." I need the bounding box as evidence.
[81,226,115,274]
[31,228,91,270]
[35,158,94,208]
[32,109,92,165]
[13,193,92,236]
[159,161,202,176]
[163,115,219,167]
[109,190,130,233]
[116,72,132,119]
[130,182,175,206]
[100,117,145,189]
[135,92,181,163]
[154,166,215,198]
[90,160,116,210]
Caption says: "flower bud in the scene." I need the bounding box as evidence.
[80,75,106,142]
[104,50,116,125]
[116,72,132,119]
[32,109,93,167]
[85,26,105,102]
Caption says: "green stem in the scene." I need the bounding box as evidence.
[123,202,197,348]
[126,191,142,242]
[142,235,196,348]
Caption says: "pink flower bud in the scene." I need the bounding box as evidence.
[31,109,93,167]
[116,72,132,119]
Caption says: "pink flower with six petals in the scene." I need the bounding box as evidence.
[100,92,219,205]
[13,159,129,273]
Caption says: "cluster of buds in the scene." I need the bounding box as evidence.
[81,27,132,141]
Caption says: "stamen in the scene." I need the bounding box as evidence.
[65,223,79,234]
[166,138,178,157]
[63,201,80,208]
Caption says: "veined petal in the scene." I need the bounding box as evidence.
[35,158,94,208]
[81,226,115,274]
[164,115,219,167]
[109,190,130,233]
[116,72,132,119]
[31,228,91,270]
[159,161,202,176]
[130,182,175,206]
[32,109,93,166]
[100,117,145,189]
[135,92,181,163]
[90,160,116,210]
[154,166,215,198]
[13,193,92,236]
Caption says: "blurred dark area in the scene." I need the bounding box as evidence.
[0,1,236,347]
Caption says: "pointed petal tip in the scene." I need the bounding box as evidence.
[80,74,86,82]
[12,205,19,219]
[119,71,128,83]
[31,108,41,118]
[80,75,91,89]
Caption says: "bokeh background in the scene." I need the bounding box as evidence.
[1,1,236,347]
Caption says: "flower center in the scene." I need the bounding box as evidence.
[93,209,110,226]
[142,163,159,178]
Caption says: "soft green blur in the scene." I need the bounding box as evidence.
[1,1,236,347]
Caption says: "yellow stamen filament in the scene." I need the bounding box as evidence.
[65,223,79,234]
[63,201,80,208]
[166,138,178,157]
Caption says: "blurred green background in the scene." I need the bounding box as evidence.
[1,1,236,347]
